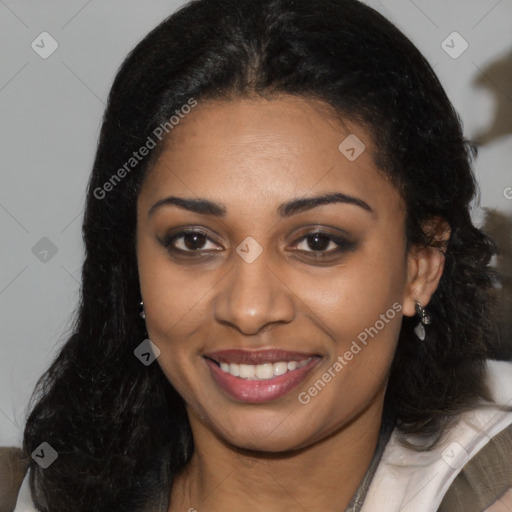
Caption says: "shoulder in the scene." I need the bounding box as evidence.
[362,359,512,512]
[12,469,36,512]
[0,446,31,512]
[437,420,512,511]
[437,359,512,512]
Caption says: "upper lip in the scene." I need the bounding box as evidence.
[204,349,319,365]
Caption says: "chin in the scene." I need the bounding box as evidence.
[226,427,311,454]
[203,405,323,453]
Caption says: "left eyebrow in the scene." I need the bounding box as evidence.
[277,192,373,217]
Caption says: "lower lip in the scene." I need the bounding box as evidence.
[205,357,321,403]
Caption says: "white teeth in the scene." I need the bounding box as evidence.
[216,358,313,380]
[239,364,256,379]
[273,362,288,376]
[255,363,274,379]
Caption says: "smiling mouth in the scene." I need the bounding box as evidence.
[206,357,315,380]
[203,350,322,403]
[203,348,321,381]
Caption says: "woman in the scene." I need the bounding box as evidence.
[10,0,512,510]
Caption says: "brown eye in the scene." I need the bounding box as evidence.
[181,232,208,250]
[162,229,222,253]
[299,233,334,252]
[292,230,357,257]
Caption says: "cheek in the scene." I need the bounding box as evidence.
[137,223,215,336]
[303,236,406,345]
[142,284,211,387]
[293,236,406,409]
[136,233,212,392]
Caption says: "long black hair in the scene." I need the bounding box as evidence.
[23,0,498,509]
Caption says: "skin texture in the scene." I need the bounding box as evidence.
[136,95,448,512]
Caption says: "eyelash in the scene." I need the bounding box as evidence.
[160,228,356,260]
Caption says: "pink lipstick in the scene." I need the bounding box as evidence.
[204,349,321,403]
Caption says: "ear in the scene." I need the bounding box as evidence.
[402,217,451,318]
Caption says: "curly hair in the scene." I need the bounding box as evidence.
[23,0,499,509]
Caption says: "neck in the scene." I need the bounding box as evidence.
[169,389,387,512]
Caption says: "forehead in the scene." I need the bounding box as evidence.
[138,95,403,220]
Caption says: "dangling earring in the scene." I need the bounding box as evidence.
[414,300,431,341]
[139,300,145,319]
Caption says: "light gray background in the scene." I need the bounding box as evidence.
[1,0,511,447]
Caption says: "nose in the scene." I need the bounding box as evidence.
[213,252,296,335]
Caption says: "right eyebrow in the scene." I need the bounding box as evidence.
[148,196,227,218]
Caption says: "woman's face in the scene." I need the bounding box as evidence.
[136,95,414,452]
